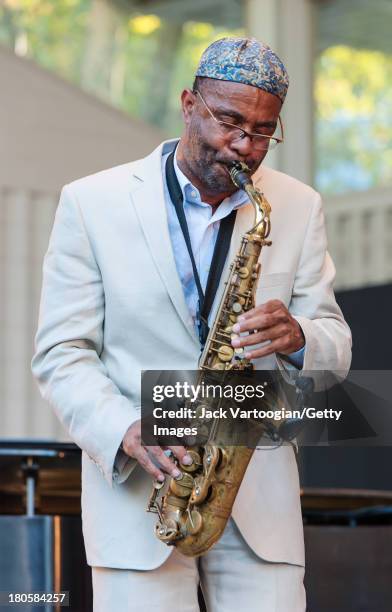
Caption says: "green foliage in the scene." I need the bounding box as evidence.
[0,1,243,137]
[315,45,392,194]
[0,0,90,78]
[2,2,390,195]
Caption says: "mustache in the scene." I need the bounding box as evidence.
[214,154,258,174]
[196,140,260,174]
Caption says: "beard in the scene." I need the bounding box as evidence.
[187,128,261,196]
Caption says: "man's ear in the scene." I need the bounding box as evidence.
[181,89,196,125]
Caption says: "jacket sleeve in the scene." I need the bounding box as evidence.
[31,185,138,487]
[277,191,352,376]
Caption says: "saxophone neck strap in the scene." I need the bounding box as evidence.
[165,148,237,347]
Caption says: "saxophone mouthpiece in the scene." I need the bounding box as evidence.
[229,161,252,190]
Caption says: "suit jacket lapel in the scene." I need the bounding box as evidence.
[129,140,200,346]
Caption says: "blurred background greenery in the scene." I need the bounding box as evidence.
[1,0,391,195]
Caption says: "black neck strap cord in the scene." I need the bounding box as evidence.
[165,149,237,347]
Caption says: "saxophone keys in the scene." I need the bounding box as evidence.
[180,449,201,472]
[146,480,164,513]
[153,479,165,490]
[185,509,203,536]
[212,363,226,370]
[217,447,228,469]
[231,332,244,355]
[218,345,234,362]
[155,519,179,543]
[190,476,212,504]
[238,266,249,279]
[170,471,194,497]
[232,302,243,314]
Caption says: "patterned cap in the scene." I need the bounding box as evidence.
[195,37,289,103]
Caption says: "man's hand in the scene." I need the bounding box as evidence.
[231,299,305,360]
[121,420,193,482]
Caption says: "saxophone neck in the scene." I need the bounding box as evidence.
[229,162,271,238]
[244,183,271,236]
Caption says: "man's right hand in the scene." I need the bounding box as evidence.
[121,420,193,482]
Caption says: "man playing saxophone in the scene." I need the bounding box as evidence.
[32,38,351,611]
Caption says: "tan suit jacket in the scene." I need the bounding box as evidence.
[32,139,351,569]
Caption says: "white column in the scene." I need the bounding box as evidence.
[2,188,31,437]
[81,0,123,98]
[30,191,67,439]
[244,0,281,171]
[245,0,314,186]
[0,187,6,436]
[0,186,68,440]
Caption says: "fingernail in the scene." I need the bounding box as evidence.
[182,454,193,466]
[232,323,240,333]
[157,474,165,482]
[237,316,245,322]
[231,338,240,347]
[173,468,181,479]
[244,352,252,359]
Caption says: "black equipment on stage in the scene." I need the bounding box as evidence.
[2,441,392,611]
[302,487,392,612]
[0,440,92,612]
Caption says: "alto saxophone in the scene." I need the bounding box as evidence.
[147,161,275,557]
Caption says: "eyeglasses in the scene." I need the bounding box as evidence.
[194,89,284,151]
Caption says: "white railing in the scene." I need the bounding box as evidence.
[325,187,392,291]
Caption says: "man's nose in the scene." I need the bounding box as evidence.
[229,133,254,157]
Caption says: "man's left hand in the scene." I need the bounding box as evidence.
[231,299,305,360]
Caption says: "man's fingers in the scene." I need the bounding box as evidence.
[243,336,292,360]
[232,310,289,335]
[168,445,194,466]
[121,421,193,481]
[232,323,289,348]
[146,445,182,478]
[237,300,284,320]
[243,338,282,360]
[132,447,166,482]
